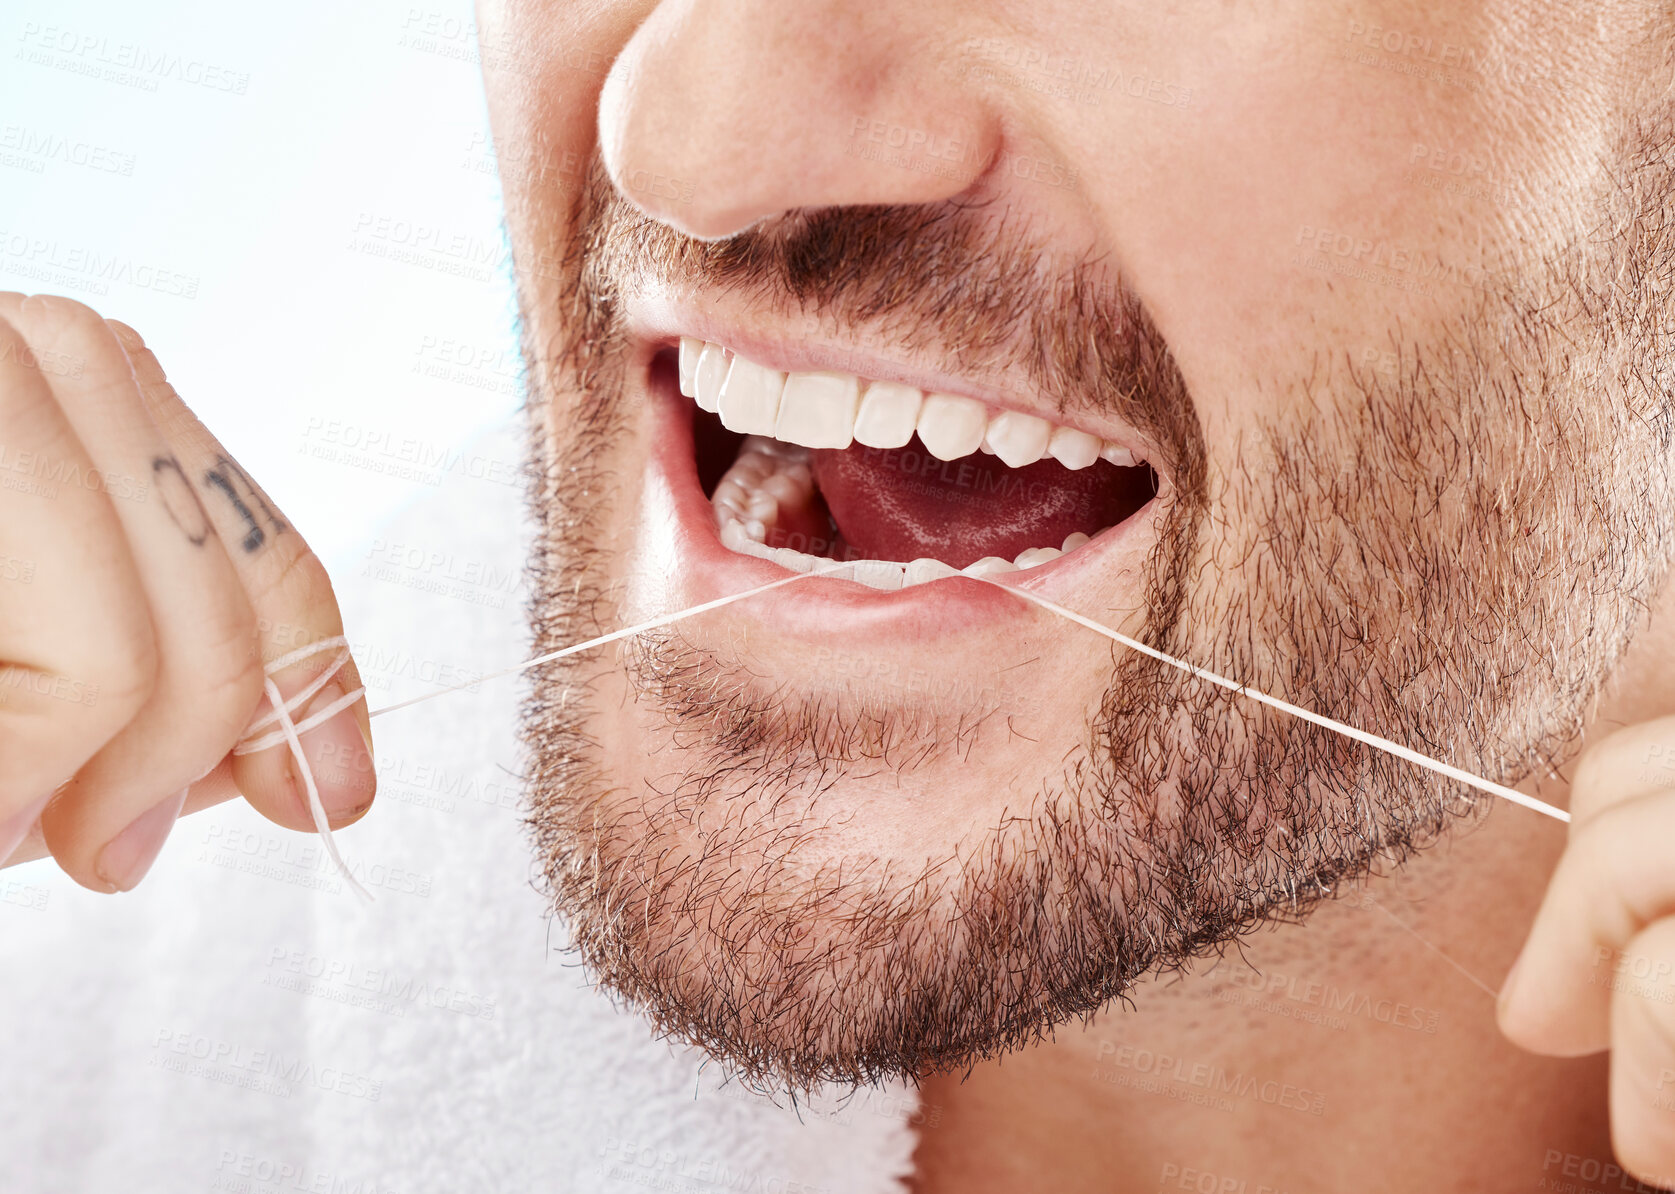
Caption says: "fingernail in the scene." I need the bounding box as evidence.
[96,787,188,892]
[294,681,375,827]
[0,793,52,866]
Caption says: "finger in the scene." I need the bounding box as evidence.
[1568,713,1675,827]
[0,294,266,892]
[0,300,157,869]
[5,752,243,867]
[1496,711,1675,1056]
[1609,918,1675,1189]
[111,322,376,835]
[1498,791,1675,1056]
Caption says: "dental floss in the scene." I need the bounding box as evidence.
[232,636,372,901]
[976,580,1571,824]
[367,563,853,718]
[369,570,1568,822]
[1366,893,1499,998]
[260,561,1565,899]
[237,566,852,895]
[261,670,373,902]
[234,639,363,754]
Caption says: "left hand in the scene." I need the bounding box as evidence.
[1498,715,1675,1187]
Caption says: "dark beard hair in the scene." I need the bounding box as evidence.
[515,120,1675,1093]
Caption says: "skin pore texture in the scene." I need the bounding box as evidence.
[477,0,1675,1189]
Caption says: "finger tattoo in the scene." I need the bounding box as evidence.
[202,454,286,553]
[152,454,210,547]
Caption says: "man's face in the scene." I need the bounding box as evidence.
[478,0,1674,1090]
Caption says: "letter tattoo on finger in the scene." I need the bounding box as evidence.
[202,455,286,553]
[152,454,210,547]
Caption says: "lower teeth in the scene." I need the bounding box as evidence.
[714,436,1110,591]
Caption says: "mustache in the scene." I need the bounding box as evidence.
[563,152,1208,501]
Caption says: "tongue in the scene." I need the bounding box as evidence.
[810,438,1152,569]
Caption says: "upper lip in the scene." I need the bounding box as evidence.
[621,286,1164,468]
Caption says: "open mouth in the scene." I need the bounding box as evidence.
[673,337,1160,591]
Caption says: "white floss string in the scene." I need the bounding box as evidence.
[234,567,850,899]
[233,636,372,901]
[367,569,1567,823]
[976,580,1571,824]
[259,563,1566,901]
[367,565,851,718]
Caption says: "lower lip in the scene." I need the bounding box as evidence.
[633,356,1160,641]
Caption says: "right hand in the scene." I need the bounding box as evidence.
[0,293,376,893]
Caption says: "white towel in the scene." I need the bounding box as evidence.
[0,419,920,1194]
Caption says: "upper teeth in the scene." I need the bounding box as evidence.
[678,336,1140,469]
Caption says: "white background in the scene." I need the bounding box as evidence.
[0,0,525,573]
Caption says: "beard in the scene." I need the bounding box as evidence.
[514,130,1675,1093]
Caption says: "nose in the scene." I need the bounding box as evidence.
[598,0,1000,240]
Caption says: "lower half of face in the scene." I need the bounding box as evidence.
[519,231,1671,1092]
[505,36,1675,1096]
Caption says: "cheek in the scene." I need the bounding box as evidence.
[1044,3,1562,452]
[478,0,655,317]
